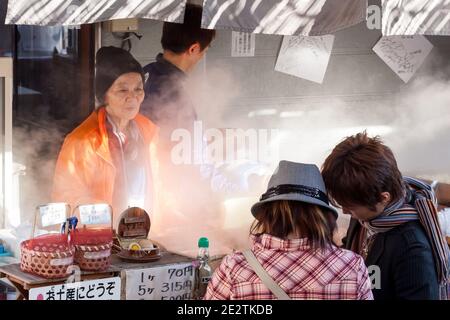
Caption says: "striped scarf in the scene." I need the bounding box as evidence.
[362,177,449,300]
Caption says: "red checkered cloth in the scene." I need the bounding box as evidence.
[204,234,373,300]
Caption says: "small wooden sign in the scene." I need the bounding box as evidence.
[123,229,147,237]
[124,216,146,224]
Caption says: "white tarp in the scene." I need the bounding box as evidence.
[201,0,368,36]
[382,0,450,36]
[5,0,187,26]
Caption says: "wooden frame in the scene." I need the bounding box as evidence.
[79,24,96,119]
[0,57,13,229]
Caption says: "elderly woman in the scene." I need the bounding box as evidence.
[52,46,158,226]
[204,161,373,300]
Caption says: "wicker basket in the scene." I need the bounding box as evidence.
[20,239,74,279]
[74,242,113,271]
[71,204,114,271]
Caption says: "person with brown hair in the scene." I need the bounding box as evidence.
[204,161,373,300]
[322,132,450,300]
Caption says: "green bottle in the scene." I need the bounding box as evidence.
[192,237,212,300]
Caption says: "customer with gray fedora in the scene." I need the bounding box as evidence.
[204,160,373,300]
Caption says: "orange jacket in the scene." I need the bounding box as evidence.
[51,107,160,227]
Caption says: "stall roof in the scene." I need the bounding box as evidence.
[382,0,450,36]
[5,0,450,37]
[4,0,368,35]
[201,0,368,36]
[5,0,187,26]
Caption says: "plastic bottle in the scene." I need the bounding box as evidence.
[192,237,212,300]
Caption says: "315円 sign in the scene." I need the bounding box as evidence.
[124,263,194,300]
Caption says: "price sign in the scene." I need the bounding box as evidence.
[29,277,121,300]
[124,263,195,300]
[78,204,111,225]
[39,203,67,227]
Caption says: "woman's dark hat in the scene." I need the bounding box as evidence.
[95,46,145,104]
[251,161,338,218]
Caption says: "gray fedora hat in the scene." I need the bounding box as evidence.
[251,160,338,218]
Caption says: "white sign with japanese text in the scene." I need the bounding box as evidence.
[124,263,195,300]
[231,31,256,57]
[373,35,433,83]
[275,35,335,84]
[39,203,67,227]
[29,277,121,300]
[78,204,112,225]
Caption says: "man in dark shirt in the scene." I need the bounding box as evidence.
[141,4,216,231]
[142,53,196,134]
[142,4,215,136]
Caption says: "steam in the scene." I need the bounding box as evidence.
[148,64,262,257]
[147,48,450,257]
[4,36,450,259]
[385,72,450,179]
[2,123,64,256]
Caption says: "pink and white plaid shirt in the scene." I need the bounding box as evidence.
[204,234,373,300]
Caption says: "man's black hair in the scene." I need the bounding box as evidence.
[161,4,216,53]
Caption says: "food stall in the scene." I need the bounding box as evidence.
[1,0,450,300]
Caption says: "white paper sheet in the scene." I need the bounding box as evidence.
[231,31,256,57]
[275,35,335,84]
[39,203,67,227]
[373,35,434,83]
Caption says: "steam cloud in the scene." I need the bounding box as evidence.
[4,39,450,259]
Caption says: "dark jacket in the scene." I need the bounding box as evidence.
[344,219,440,300]
[141,53,197,133]
[140,54,209,227]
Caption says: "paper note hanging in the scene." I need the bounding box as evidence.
[275,35,335,84]
[231,31,256,57]
[373,35,433,83]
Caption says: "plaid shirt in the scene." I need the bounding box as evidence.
[204,234,373,300]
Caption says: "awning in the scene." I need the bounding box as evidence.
[201,0,368,36]
[382,0,450,36]
[5,0,187,26]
